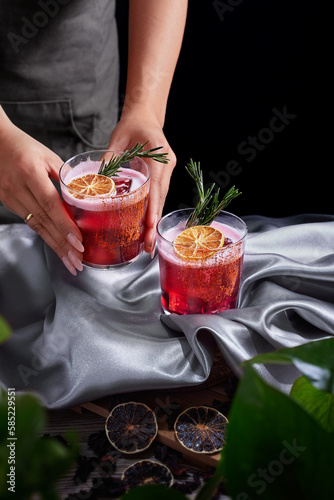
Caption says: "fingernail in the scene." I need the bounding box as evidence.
[67,232,84,252]
[68,249,84,272]
[62,256,77,276]
[150,244,156,260]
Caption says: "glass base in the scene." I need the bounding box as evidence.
[160,296,238,315]
[161,303,172,315]
[82,253,140,270]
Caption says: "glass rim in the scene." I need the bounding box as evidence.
[59,149,151,199]
[157,208,248,247]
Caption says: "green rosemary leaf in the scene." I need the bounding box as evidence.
[185,160,241,227]
[98,141,169,177]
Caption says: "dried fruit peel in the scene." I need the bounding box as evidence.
[174,406,228,454]
[173,225,224,260]
[122,460,174,487]
[105,402,158,454]
[67,174,116,198]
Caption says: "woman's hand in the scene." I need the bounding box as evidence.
[0,111,84,275]
[108,114,176,255]
[109,0,186,255]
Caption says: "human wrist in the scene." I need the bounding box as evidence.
[120,92,166,128]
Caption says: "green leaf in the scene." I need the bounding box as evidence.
[0,391,78,499]
[120,484,187,500]
[291,375,334,433]
[0,316,11,344]
[27,431,78,496]
[195,451,224,500]
[244,338,334,393]
[14,393,47,477]
[0,392,46,498]
[223,363,334,500]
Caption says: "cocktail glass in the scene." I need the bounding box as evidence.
[60,150,150,269]
[157,209,247,314]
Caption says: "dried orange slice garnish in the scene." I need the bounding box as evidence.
[173,225,224,260]
[122,460,174,487]
[67,174,116,198]
[105,402,158,454]
[174,406,228,454]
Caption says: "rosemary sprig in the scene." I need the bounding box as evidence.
[185,159,241,227]
[98,141,169,177]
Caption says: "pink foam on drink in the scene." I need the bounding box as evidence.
[159,221,242,267]
[61,160,147,211]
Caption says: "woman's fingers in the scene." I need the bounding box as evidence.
[5,179,84,275]
[27,176,84,274]
[0,123,84,274]
[143,153,176,254]
[107,118,177,255]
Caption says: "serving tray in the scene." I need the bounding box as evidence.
[76,350,235,469]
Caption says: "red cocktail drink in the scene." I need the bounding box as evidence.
[60,150,150,269]
[157,209,247,314]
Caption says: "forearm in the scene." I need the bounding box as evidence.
[123,0,188,126]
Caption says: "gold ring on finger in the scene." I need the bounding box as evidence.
[24,213,34,224]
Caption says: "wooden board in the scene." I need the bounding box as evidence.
[78,350,234,469]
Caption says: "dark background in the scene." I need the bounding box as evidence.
[116,1,328,219]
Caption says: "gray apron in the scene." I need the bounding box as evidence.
[0,0,120,161]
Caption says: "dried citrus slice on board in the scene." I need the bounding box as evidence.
[67,174,116,198]
[173,225,224,260]
[105,402,158,454]
[122,460,174,487]
[174,406,228,454]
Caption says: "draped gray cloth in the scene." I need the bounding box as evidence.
[1,213,333,409]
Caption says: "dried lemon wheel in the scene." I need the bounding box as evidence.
[67,173,116,198]
[173,225,224,260]
[122,460,174,487]
[174,406,228,454]
[105,402,158,454]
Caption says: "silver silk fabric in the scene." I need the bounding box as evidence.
[0,214,333,408]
